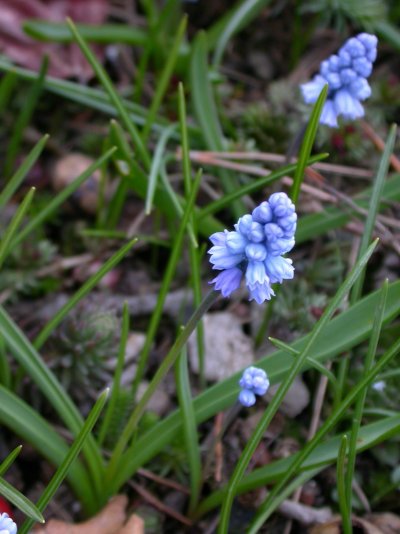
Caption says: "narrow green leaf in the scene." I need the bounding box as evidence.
[351,125,397,303]
[4,57,47,176]
[24,21,148,45]
[145,124,177,215]
[0,187,35,269]
[0,134,49,210]
[110,279,400,494]
[0,477,44,523]
[66,18,150,169]
[34,238,138,349]
[142,16,187,141]
[0,71,17,116]
[268,337,337,386]
[0,309,103,503]
[212,0,272,68]
[196,415,400,518]
[175,348,202,514]
[337,435,351,534]
[0,386,93,512]
[345,281,388,515]
[12,147,117,247]
[198,154,327,219]
[20,389,109,534]
[218,240,378,533]
[130,170,202,399]
[98,304,130,446]
[0,446,22,476]
[291,85,328,204]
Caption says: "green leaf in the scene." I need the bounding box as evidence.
[0,309,103,505]
[24,21,148,45]
[291,85,328,204]
[212,0,273,68]
[0,476,44,523]
[351,125,397,303]
[175,348,202,514]
[12,147,117,247]
[0,386,93,512]
[66,18,150,169]
[0,188,35,269]
[4,58,47,176]
[33,238,138,349]
[20,389,109,534]
[0,446,22,476]
[197,415,400,518]
[0,134,48,210]
[110,279,400,493]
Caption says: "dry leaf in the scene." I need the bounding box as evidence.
[366,512,400,534]
[34,495,128,534]
[0,0,108,80]
[308,515,385,534]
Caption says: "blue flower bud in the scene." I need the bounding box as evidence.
[236,214,253,236]
[252,201,273,223]
[238,389,256,407]
[226,231,248,254]
[238,367,270,406]
[247,221,265,243]
[301,33,377,128]
[245,243,267,262]
[0,513,17,534]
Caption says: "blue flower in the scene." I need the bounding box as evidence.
[0,513,17,534]
[300,33,378,127]
[238,366,270,406]
[208,192,296,303]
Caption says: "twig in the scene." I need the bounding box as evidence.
[130,481,192,526]
[361,120,400,172]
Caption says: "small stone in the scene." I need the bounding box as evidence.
[188,312,254,381]
[266,375,309,417]
[137,381,170,416]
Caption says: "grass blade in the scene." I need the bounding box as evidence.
[0,187,35,269]
[12,147,117,247]
[34,238,138,349]
[345,280,388,517]
[97,303,130,446]
[142,16,187,141]
[0,386,93,512]
[0,446,22,476]
[212,0,272,68]
[337,435,351,534]
[110,278,400,493]
[217,240,378,533]
[290,84,327,204]
[0,477,44,523]
[4,58,47,176]
[130,170,202,400]
[0,71,17,116]
[0,134,48,210]
[66,18,150,169]
[350,125,397,304]
[20,389,109,534]
[175,347,202,514]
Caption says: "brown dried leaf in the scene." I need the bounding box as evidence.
[0,0,108,80]
[34,495,128,534]
[308,515,385,534]
[366,513,400,534]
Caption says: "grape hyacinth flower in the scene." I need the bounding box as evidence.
[0,513,17,534]
[301,33,378,127]
[208,192,296,304]
[238,366,270,407]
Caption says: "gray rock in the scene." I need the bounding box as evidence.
[188,312,254,381]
